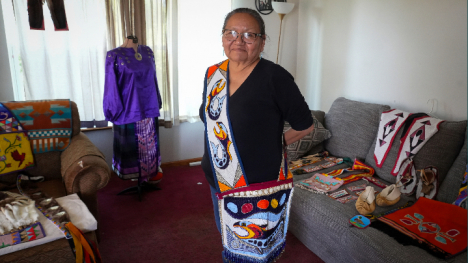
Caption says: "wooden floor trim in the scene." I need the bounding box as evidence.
[161,157,202,168]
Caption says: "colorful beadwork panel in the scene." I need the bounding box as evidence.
[0,222,45,249]
[204,60,248,192]
[0,132,34,175]
[378,197,467,258]
[220,185,293,262]
[0,103,23,134]
[3,100,72,154]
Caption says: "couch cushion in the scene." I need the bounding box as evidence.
[365,120,467,186]
[436,134,467,204]
[323,97,391,160]
[284,111,331,161]
[307,110,328,155]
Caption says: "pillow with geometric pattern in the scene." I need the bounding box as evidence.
[283,113,332,161]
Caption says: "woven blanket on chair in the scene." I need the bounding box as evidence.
[374,197,467,259]
[3,100,72,154]
[0,103,35,175]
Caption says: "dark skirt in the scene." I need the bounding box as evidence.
[112,118,160,182]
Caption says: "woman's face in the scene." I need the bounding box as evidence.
[222,13,265,64]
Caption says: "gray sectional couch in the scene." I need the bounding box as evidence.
[289,97,467,263]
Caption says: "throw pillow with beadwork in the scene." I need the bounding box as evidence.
[284,113,332,161]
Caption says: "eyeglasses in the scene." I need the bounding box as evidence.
[222,30,263,44]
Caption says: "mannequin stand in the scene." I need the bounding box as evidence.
[117,178,161,201]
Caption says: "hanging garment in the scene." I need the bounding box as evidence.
[112,117,160,182]
[374,109,411,167]
[391,116,444,175]
[204,60,294,263]
[103,45,162,126]
[27,0,69,30]
[373,110,444,175]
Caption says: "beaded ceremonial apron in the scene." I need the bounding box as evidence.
[204,60,294,263]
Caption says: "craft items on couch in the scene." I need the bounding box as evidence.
[376,184,401,206]
[355,186,376,214]
[350,215,371,229]
[296,173,343,194]
[289,151,329,170]
[372,197,467,259]
[292,157,346,175]
[453,165,467,208]
[416,166,438,200]
[304,158,344,172]
[354,189,379,196]
[17,176,101,262]
[349,183,379,196]
[347,183,367,192]
[0,222,45,249]
[0,192,39,234]
[396,158,418,195]
[3,100,72,154]
[0,191,45,249]
[324,159,375,185]
[328,189,349,199]
[362,176,387,188]
[336,195,358,204]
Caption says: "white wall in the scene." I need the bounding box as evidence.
[232,0,300,77]
[298,0,467,121]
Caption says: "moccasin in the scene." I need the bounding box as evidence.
[355,186,376,214]
[416,166,438,199]
[396,158,418,195]
[376,184,401,206]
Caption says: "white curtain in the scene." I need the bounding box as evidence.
[145,0,174,128]
[106,0,174,127]
[2,0,107,127]
[177,0,231,123]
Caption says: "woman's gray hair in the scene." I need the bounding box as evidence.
[222,8,266,36]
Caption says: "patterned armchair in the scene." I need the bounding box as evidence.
[0,100,110,262]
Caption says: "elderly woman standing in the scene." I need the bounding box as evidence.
[199,8,314,262]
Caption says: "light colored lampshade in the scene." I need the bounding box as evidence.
[272,2,295,15]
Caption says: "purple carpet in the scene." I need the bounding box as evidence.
[97,165,324,263]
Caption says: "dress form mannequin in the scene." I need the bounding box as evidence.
[121,37,138,51]
[121,35,143,61]
[104,34,163,201]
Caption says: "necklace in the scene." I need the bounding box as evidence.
[135,45,142,61]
